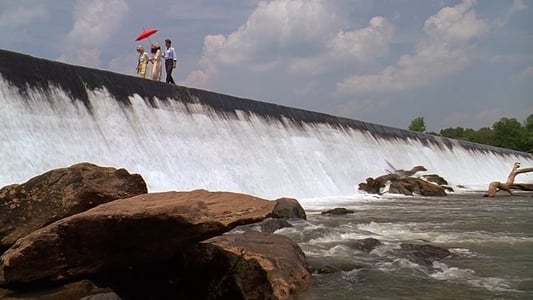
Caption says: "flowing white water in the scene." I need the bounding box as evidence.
[271,193,533,299]
[1,77,532,206]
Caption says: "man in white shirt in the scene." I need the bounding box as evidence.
[163,39,177,84]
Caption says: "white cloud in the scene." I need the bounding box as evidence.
[57,0,128,68]
[330,16,395,62]
[185,0,339,87]
[0,2,48,46]
[183,34,225,88]
[334,97,392,120]
[162,1,261,21]
[489,54,526,64]
[222,0,336,64]
[441,109,503,129]
[509,0,527,15]
[494,0,528,28]
[337,0,489,94]
[518,65,533,81]
[185,0,396,89]
[108,51,138,77]
[286,15,395,76]
[0,5,46,28]
[423,0,486,44]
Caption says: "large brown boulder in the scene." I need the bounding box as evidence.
[0,280,115,300]
[272,197,306,220]
[358,174,400,194]
[358,173,448,196]
[204,232,310,300]
[387,180,415,195]
[0,162,147,249]
[410,178,447,196]
[420,174,448,186]
[0,190,275,288]
[89,232,310,300]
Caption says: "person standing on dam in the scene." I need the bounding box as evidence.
[149,41,162,81]
[135,45,150,78]
[162,39,177,84]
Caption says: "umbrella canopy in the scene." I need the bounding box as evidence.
[135,28,158,41]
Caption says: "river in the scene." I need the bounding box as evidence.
[278,192,533,299]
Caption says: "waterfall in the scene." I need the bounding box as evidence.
[1,49,532,202]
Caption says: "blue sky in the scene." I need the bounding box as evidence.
[1,0,531,131]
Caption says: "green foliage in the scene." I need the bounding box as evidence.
[525,114,533,131]
[469,127,494,145]
[492,118,526,150]
[439,127,466,139]
[409,117,426,133]
[524,115,533,153]
[433,114,533,153]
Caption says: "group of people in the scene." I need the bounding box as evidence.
[136,39,177,84]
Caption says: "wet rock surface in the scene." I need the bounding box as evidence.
[0,163,311,300]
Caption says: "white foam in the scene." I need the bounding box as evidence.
[431,262,476,280]
[376,258,425,273]
[467,277,521,293]
[1,78,532,202]
[449,248,477,257]
[354,221,533,245]
[431,261,520,293]
[325,244,354,256]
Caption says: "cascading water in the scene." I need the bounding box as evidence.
[1,49,532,204]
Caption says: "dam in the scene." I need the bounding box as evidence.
[1,49,532,204]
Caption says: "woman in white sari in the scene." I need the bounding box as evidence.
[149,41,162,81]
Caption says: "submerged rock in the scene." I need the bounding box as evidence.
[321,208,354,215]
[344,238,382,253]
[397,243,451,267]
[259,218,294,233]
[306,256,365,274]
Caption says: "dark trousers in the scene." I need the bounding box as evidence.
[165,59,175,84]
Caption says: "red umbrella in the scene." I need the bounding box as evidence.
[135,28,158,41]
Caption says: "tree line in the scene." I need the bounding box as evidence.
[408,114,533,153]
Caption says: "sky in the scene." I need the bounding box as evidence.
[0,0,531,132]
